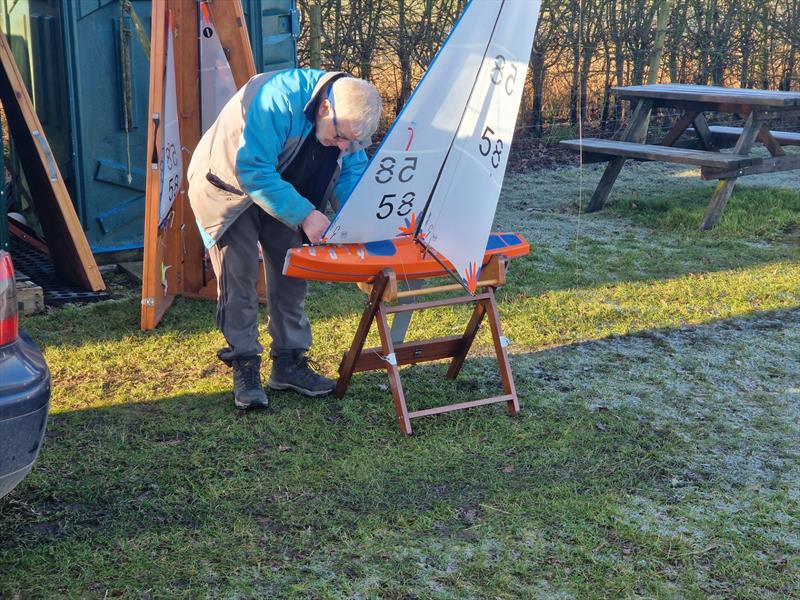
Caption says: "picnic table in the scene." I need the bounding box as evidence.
[560,84,800,229]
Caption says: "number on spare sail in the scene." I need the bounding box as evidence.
[199,1,237,134]
[158,11,183,225]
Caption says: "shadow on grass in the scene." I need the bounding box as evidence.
[2,307,797,597]
[0,381,683,578]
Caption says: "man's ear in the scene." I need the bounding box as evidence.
[318,99,331,117]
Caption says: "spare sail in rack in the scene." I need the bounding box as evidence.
[158,11,184,225]
[199,1,238,133]
[322,0,541,292]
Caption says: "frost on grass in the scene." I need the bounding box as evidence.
[512,308,800,571]
[497,171,654,254]
[519,309,799,487]
[497,147,800,255]
[502,146,799,215]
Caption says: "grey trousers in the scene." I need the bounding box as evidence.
[208,203,311,363]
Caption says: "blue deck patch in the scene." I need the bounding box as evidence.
[500,233,522,246]
[486,234,506,250]
[364,240,398,257]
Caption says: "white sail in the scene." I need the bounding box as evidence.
[158,11,183,225]
[199,1,237,134]
[323,0,540,293]
[323,0,506,244]
[420,1,541,292]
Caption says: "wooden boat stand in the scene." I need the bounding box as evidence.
[334,256,520,434]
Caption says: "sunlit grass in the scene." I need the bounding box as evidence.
[2,178,799,597]
[38,259,799,417]
[610,185,800,240]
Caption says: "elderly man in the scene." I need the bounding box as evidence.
[187,69,382,410]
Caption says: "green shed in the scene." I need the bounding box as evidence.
[1,0,298,254]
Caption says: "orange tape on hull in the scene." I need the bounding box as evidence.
[283,232,530,283]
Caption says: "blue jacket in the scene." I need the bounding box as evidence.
[187,69,369,248]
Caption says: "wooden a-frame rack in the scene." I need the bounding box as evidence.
[141,0,258,330]
[0,31,104,291]
[335,255,520,435]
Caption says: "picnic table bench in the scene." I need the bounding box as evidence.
[560,84,800,229]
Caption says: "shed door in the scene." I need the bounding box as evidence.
[1,0,72,220]
[65,0,298,253]
[62,0,152,253]
[242,0,298,72]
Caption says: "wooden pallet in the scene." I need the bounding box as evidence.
[14,271,44,315]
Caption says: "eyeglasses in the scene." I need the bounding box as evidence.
[327,86,356,144]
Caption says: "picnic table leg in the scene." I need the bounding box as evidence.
[700,111,762,230]
[586,100,653,213]
[692,113,719,152]
[659,110,699,147]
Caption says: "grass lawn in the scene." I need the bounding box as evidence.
[1,160,799,598]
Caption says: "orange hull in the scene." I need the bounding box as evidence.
[282,232,529,283]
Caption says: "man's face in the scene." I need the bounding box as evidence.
[316,89,359,151]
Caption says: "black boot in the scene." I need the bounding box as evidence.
[231,356,268,410]
[268,350,336,397]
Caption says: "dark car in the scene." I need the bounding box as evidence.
[0,249,50,499]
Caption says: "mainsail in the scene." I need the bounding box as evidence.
[322,0,541,292]
[158,11,183,224]
[198,1,237,133]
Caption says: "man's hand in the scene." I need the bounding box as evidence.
[301,209,331,244]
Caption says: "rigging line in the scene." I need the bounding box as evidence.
[397,238,418,303]
[413,0,507,239]
[414,238,473,296]
[395,255,421,313]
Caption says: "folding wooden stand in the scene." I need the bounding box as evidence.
[335,256,520,434]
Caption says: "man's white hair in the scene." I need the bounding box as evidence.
[331,77,382,141]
